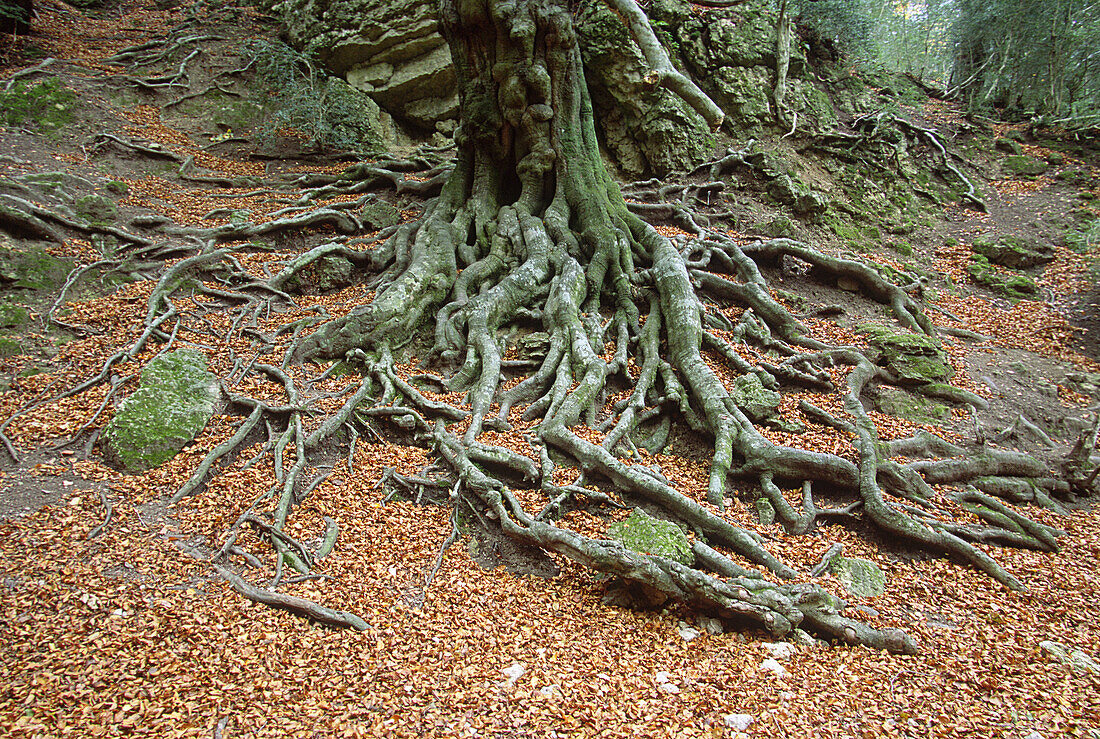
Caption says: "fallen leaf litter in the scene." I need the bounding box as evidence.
[0,2,1098,737]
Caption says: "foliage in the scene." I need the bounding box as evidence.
[0,78,75,130]
[246,39,384,153]
[0,0,27,25]
[950,0,1100,121]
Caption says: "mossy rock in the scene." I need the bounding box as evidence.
[972,234,1053,269]
[102,349,220,472]
[858,323,952,384]
[873,386,949,424]
[0,246,73,290]
[828,556,886,598]
[0,301,30,328]
[74,194,118,226]
[995,137,1023,155]
[360,200,400,230]
[1003,155,1047,177]
[285,255,355,293]
[608,509,693,566]
[730,372,781,421]
[967,254,1040,299]
[763,216,795,238]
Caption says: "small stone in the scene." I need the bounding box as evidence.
[697,616,724,635]
[759,658,787,678]
[658,682,681,694]
[1069,650,1100,675]
[762,642,794,660]
[677,622,702,641]
[654,671,670,684]
[723,714,753,731]
[1024,731,1045,739]
[792,629,817,647]
[538,685,561,698]
[1040,640,1069,660]
[501,662,525,687]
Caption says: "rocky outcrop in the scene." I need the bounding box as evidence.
[271,0,835,174]
[272,0,457,132]
[575,0,713,176]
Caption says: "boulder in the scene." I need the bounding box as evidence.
[608,508,694,565]
[859,323,952,384]
[273,0,456,131]
[1003,155,1048,177]
[828,555,886,598]
[102,349,219,472]
[730,372,781,421]
[971,234,1054,269]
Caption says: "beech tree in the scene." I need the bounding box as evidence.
[254,0,1086,650]
[22,0,1093,650]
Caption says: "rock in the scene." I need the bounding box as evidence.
[697,615,724,635]
[74,194,118,225]
[762,641,794,660]
[754,497,776,526]
[828,555,887,598]
[516,331,551,363]
[0,245,73,291]
[723,714,754,732]
[316,77,389,154]
[972,234,1054,269]
[873,386,950,424]
[275,0,457,130]
[859,323,952,385]
[1003,155,1048,177]
[759,658,788,678]
[1040,640,1100,674]
[285,254,355,293]
[359,199,400,230]
[608,508,694,565]
[677,622,702,641]
[102,349,220,472]
[1069,650,1100,675]
[1047,151,1065,165]
[995,137,1023,155]
[730,372,781,421]
[792,628,817,647]
[501,662,526,687]
[655,671,681,693]
[967,254,1040,299]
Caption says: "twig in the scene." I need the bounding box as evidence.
[213,565,368,630]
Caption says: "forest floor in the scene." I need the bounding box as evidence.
[1,1,1099,738]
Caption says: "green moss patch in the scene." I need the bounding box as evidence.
[608,509,693,566]
[1003,155,1047,177]
[858,323,952,384]
[972,234,1053,269]
[102,349,220,472]
[0,246,74,291]
[0,78,75,131]
[967,254,1040,299]
[828,556,886,598]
